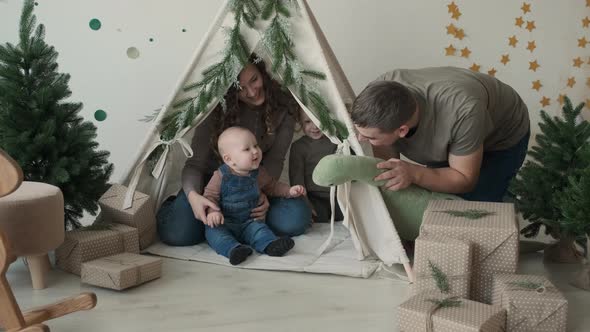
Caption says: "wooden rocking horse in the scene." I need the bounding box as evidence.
[0,149,97,331]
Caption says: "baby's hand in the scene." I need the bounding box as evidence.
[206,211,224,227]
[289,185,306,197]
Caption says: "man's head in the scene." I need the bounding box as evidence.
[351,80,417,146]
[218,127,262,173]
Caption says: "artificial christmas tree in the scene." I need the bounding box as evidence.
[511,96,590,263]
[0,0,113,229]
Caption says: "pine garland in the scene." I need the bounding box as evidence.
[154,0,349,145]
[436,209,495,219]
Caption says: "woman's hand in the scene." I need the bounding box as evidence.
[187,191,220,222]
[250,192,270,220]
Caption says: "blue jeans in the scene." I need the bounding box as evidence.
[157,192,311,246]
[205,220,277,257]
[430,131,530,202]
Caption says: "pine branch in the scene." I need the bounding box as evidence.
[426,296,462,308]
[436,209,495,219]
[507,280,543,290]
[428,260,450,294]
[300,70,326,80]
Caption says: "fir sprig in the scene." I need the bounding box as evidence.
[428,260,450,294]
[426,296,462,308]
[436,209,495,219]
[507,280,543,290]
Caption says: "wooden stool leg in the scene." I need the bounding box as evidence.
[27,254,50,290]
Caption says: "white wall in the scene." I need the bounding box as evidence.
[1,0,589,183]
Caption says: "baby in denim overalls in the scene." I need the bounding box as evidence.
[203,127,306,265]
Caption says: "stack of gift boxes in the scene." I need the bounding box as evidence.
[55,184,163,290]
[398,200,568,331]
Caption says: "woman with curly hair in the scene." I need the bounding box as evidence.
[157,55,312,246]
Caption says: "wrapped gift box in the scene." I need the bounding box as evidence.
[56,224,140,275]
[420,200,519,303]
[492,274,568,332]
[412,235,472,298]
[81,252,162,290]
[398,291,506,332]
[99,184,157,250]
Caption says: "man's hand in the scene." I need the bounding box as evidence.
[250,192,269,220]
[289,185,306,197]
[374,158,416,191]
[205,211,224,227]
[187,191,220,222]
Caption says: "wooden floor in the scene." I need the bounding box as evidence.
[6,251,590,331]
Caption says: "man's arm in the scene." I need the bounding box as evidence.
[411,145,483,193]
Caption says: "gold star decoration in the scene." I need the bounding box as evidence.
[586,99,590,109]
[587,0,590,7]
[501,54,510,65]
[469,63,481,72]
[573,57,584,68]
[586,77,590,87]
[583,17,590,28]
[515,16,524,28]
[526,21,536,32]
[446,23,457,35]
[460,47,471,58]
[567,77,576,88]
[588,57,590,64]
[508,35,518,47]
[521,2,531,14]
[445,44,457,56]
[454,28,465,40]
[557,94,566,105]
[451,9,462,20]
[526,41,536,53]
[532,80,542,91]
[540,96,551,107]
[529,60,540,71]
[447,2,458,13]
[487,68,497,77]
[578,37,588,48]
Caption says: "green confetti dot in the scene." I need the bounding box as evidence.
[89,18,102,31]
[126,47,140,59]
[34,2,39,5]
[149,37,154,42]
[182,28,186,32]
[94,109,107,121]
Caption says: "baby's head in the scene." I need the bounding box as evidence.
[297,109,324,140]
[217,127,262,173]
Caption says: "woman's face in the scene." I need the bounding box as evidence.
[237,64,265,107]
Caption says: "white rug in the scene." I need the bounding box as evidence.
[145,223,381,278]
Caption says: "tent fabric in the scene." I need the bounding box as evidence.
[118,0,410,273]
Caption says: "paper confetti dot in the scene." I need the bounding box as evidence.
[182,28,187,32]
[149,38,154,42]
[127,47,140,59]
[94,110,107,121]
[89,19,102,31]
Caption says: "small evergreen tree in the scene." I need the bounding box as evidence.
[511,96,590,263]
[0,0,113,229]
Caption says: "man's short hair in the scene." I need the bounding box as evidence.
[350,80,417,132]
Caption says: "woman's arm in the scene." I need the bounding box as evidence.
[181,113,216,196]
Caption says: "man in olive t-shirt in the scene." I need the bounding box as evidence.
[350,67,530,202]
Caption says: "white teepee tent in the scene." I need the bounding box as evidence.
[119,0,413,279]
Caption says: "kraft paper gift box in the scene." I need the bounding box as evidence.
[492,274,568,332]
[412,235,472,298]
[56,224,140,275]
[81,252,162,290]
[99,183,157,250]
[398,291,506,332]
[420,200,519,304]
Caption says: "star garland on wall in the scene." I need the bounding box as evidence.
[443,1,590,113]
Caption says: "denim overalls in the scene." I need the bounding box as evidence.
[204,164,278,258]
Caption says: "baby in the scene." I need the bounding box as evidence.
[289,110,343,223]
[203,126,306,265]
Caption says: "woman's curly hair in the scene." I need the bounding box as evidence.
[210,54,295,156]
